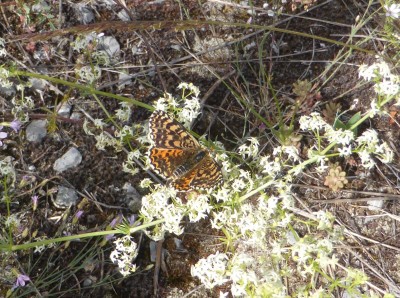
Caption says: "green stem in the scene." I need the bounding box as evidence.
[0,219,164,251]
[12,70,153,111]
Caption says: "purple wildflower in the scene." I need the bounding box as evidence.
[110,214,123,228]
[72,210,84,224]
[12,274,30,290]
[75,210,84,219]
[10,120,22,132]
[105,234,115,241]
[32,195,38,211]
[127,214,137,226]
[0,126,7,146]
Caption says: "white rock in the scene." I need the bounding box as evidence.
[54,186,78,208]
[26,120,47,142]
[98,36,120,57]
[53,147,82,172]
[57,102,72,117]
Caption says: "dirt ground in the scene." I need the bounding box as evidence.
[1,0,399,297]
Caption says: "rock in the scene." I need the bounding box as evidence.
[29,78,47,91]
[57,101,72,117]
[0,84,16,97]
[53,186,78,208]
[98,36,120,58]
[118,72,132,89]
[53,147,82,172]
[173,238,187,253]
[82,278,92,287]
[73,3,94,24]
[123,183,142,212]
[150,241,166,263]
[117,10,131,21]
[26,120,47,142]
[70,112,82,120]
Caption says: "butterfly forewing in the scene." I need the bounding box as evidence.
[149,110,198,149]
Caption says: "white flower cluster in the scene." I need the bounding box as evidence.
[140,186,217,240]
[94,131,122,151]
[384,3,400,18]
[110,235,139,276]
[292,237,338,278]
[194,209,346,296]
[0,156,16,179]
[11,95,34,122]
[153,82,201,128]
[76,65,101,84]
[0,38,6,57]
[299,113,393,171]
[185,193,212,222]
[238,137,259,159]
[228,252,285,297]
[115,102,132,122]
[122,150,140,176]
[140,186,184,240]
[190,252,229,289]
[356,129,393,168]
[359,60,400,98]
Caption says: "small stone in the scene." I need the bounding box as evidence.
[82,277,93,287]
[150,241,166,263]
[57,102,72,117]
[117,10,131,21]
[173,238,187,253]
[70,112,82,120]
[53,147,82,173]
[123,183,142,212]
[0,84,16,97]
[74,3,94,24]
[26,120,48,142]
[29,78,47,91]
[98,36,120,58]
[54,186,78,208]
[118,72,132,89]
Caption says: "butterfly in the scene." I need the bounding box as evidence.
[148,110,223,191]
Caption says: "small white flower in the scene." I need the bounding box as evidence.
[375,78,400,96]
[140,178,153,189]
[76,65,101,83]
[358,149,375,169]
[93,118,105,129]
[191,252,229,288]
[283,145,300,161]
[326,127,354,145]
[186,194,212,222]
[259,155,282,177]
[376,142,394,163]
[356,129,379,147]
[110,235,138,276]
[369,99,381,118]
[358,64,377,81]
[177,82,200,97]
[338,145,352,157]
[115,102,132,122]
[299,112,328,131]
[384,4,400,18]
